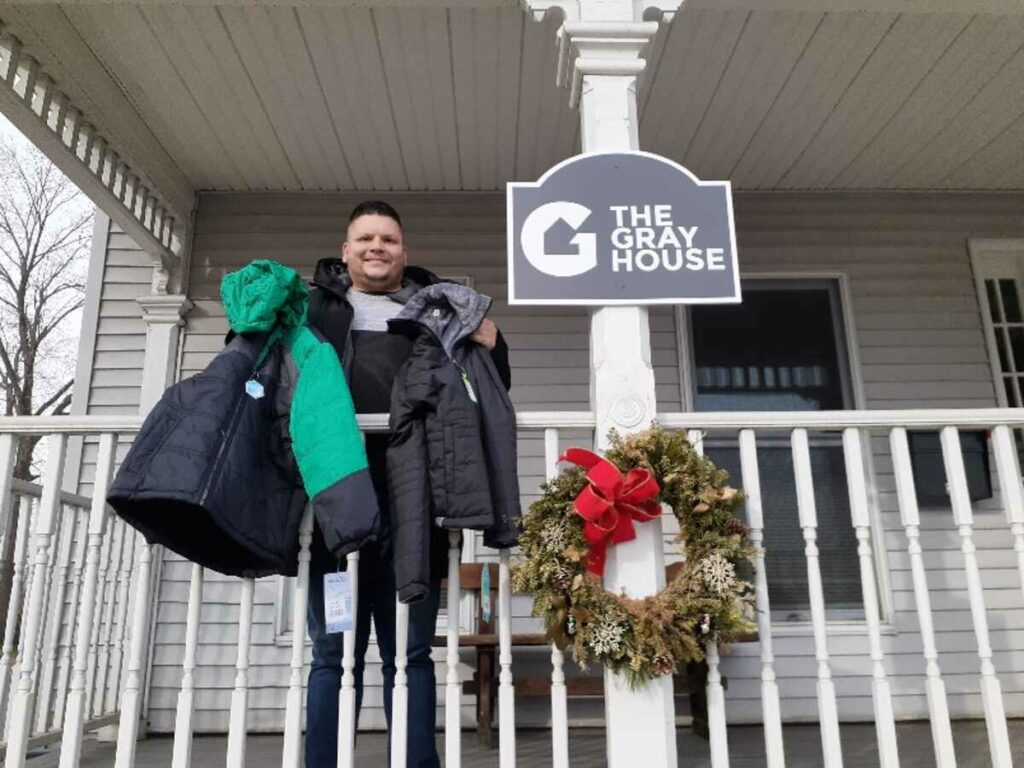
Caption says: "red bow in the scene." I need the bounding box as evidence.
[559,448,662,576]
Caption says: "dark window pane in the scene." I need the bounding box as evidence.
[707,442,863,619]
[691,289,846,412]
[1014,429,1024,474]
[1011,327,1024,371]
[1000,279,1021,323]
[987,280,1003,323]
[997,329,1011,372]
[1005,377,1019,407]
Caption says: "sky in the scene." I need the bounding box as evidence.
[0,110,93,417]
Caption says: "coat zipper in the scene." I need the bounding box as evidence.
[199,387,247,506]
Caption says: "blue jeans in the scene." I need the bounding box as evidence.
[305,537,442,768]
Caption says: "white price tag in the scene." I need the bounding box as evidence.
[324,572,354,634]
[245,379,265,399]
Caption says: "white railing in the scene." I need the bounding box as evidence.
[658,408,1024,768]
[0,430,136,768]
[1,408,1024,766]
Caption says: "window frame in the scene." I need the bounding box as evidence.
[674,272,894,632]
[967,238,1024,409]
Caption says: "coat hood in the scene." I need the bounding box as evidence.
[221,260,308,334]
[389,283,491,358]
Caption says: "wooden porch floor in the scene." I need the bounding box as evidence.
[26,720,1024,767]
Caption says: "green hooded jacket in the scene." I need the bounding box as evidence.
[221,259,379,556]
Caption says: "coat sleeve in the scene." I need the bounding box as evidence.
[288,328,379,558]
[489,330,511,391]
[387,356,439,604]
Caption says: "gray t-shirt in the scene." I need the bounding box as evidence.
[348,288,403,331]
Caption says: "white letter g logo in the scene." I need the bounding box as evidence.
[521,202,597,277]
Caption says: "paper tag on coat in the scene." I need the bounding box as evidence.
[324,572,354,634]
[245,379,265,399]
[460,372,478,403]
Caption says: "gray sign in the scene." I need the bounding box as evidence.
[507,152,740,305]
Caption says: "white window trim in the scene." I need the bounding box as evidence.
[967,238,1024,408]
[674,271,895,631]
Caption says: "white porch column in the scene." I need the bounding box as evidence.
[111,280,190,763]
[542,5,676,766]
[136,292,192,414]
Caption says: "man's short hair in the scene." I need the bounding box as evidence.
[348,200,403,230]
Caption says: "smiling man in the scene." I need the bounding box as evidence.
[302,201,508,768]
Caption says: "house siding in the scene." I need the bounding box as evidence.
[107,190,1024,732]
[71,215,152,497]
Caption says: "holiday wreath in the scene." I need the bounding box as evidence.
[511,426,757,687]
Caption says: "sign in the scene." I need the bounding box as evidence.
[507,152,740,305]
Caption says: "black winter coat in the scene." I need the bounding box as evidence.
[107,333,309,577]
[387,284,522,603]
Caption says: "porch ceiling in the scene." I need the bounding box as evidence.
[1,3,1022,194]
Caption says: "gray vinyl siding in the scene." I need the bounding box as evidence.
[137,190,1024,733]
[71,216,151,498]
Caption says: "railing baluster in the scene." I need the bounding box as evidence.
[36,74,53,124]
[60,432,116,766]
[2,36,21,86]
[940,427,1013,767]
[37,503,76,732]
[54,512,89,728]
[6,496,38,744]
[5,433,65,768]
[33,497,66,733]
[738,429,785,768]
[282,506,313,768]
[226,577,256,768]
[114,534,155,768]
[19,57,37,109]
[0,433,19,655]
[391,600,410,768]
[498,548,516,767]
[170,563,204,768]
[445,530,462,768]
[842,428,899,767]
[108,528,137,716]
[689,429,729,767]
[991,425,1024,603]
[544,427,570,768]
[792,428,843,768]
[84,514,113,719]
[91,518,123,718]
[0,495,31,727]
[337,550,359,768]
[889,428,956,768]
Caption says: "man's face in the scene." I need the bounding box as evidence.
[343,213,407,292]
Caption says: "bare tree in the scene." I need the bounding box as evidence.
[0,137,91,480]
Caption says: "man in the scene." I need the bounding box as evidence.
[303,200,510,768]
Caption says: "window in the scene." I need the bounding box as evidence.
[687,281,864,621]
[969,239,1024,469]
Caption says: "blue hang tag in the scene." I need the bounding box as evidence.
[324,572,354,634]
[481,565,492,624]
[245,379,265,400]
